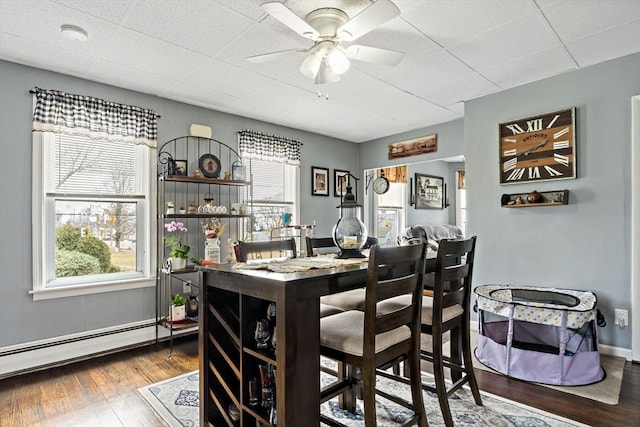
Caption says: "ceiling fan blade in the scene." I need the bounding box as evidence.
[261,2,320,39]
[337,0,400,41]
[247,48,304,63]
[345,45,404,66]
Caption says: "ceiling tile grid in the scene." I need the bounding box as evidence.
[0,0,639,142]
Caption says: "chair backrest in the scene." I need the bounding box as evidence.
[305,236,339,257]
[363,243,427,358]
[432,236,477,321]
[237,238,297,262]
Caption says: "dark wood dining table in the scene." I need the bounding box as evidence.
[198,258,370,426]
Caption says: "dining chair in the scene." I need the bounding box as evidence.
[319,243,428,427]
[237,238,297,262]
[239,238,343,318]
[307,236,367,311]
[381,236,482,427]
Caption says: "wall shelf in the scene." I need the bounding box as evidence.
[501,189,569,208]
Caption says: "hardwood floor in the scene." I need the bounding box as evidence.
[0,337,638,426]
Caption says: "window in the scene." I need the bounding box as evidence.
[243,157,299,241]
[237,129,302,242]
[31,88,157,299]
[375,182,406,247]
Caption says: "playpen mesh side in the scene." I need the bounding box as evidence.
[479,311,598,355]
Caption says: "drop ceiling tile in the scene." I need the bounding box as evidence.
[121,0,255,56]
[99,28,209,80]
[448,12,558,71]
[165,83,240,112]
[400,0,536,48]
[179,59,277,99]
[541,0,640,43]
[213,0,269,21]
[86,59,179,97]
[380,48,486,102]
[482,45,576,90]
[0,32,94,78]
[566,20,640,67]
[50,0,134,23]
[423,72,500,107]
[0,0,117,54]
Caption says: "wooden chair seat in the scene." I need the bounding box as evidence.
[319,244,428,427]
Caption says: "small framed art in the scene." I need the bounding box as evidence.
[311,166,329,196]
[414,173,444,209]
[168,159,187,176]
[334,169,349,197]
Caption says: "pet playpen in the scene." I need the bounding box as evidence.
[474,284,605,386]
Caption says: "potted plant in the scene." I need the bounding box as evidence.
[164,221,190,270]
[171,293,187,322]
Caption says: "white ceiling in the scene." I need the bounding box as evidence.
[1,0,639,142]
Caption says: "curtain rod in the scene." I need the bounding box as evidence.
[29,88,161,118]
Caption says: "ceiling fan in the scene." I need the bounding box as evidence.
[247,0,404,84]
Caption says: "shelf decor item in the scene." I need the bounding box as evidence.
[414,173,444,209]
[499,107,576,184]
[167,159,187,176]
[163,221,190,269]
[170,293,187,322]
[231,160,246,181]
[199,153,221,178]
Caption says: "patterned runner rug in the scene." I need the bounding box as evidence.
[139,368,588,426]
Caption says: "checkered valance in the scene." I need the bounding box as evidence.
[238,129,302,165]
[31,87,158,148]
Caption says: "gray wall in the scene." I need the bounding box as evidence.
[360,53,639,349]
[465,53,638,349]
[0,60,358,347]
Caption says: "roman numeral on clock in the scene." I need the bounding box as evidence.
[546,114,560,129]
[503,149,517,156]
[544,165,563,176]
[503,157,517,172]
[526,119,543,132]
[506,168,525,181]
[553,140,570,149]
[554,127,569,139]
[554,153,569,167]
[528,167,540,179]
[506,123,525,135]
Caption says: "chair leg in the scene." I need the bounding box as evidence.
[450,328,462,383]
[362,360,377,426]
[461,321,482,406]
[338,362,357,412]
[433,332,454,427]
[408,346,428,426]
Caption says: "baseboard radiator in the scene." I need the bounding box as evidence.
[0,319,159,379]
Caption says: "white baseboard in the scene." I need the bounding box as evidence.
[469,320,632,361]
[0,319,160,378]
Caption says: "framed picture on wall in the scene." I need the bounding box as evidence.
[414,173,444,209]
[334,169,349,197]
[311,166,329,196]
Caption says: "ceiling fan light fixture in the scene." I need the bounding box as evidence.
[327,46,350,75]
[315,58,341,84]
[300,51,322,79]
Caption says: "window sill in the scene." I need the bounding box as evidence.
[30,277,156,301]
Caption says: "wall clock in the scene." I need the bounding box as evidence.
[372,169,390,195]
[499,107,576,184]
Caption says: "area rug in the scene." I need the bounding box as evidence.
[139,367,588,427]
[467,331,625,405]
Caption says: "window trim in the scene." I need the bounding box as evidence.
[31,132,157,300]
